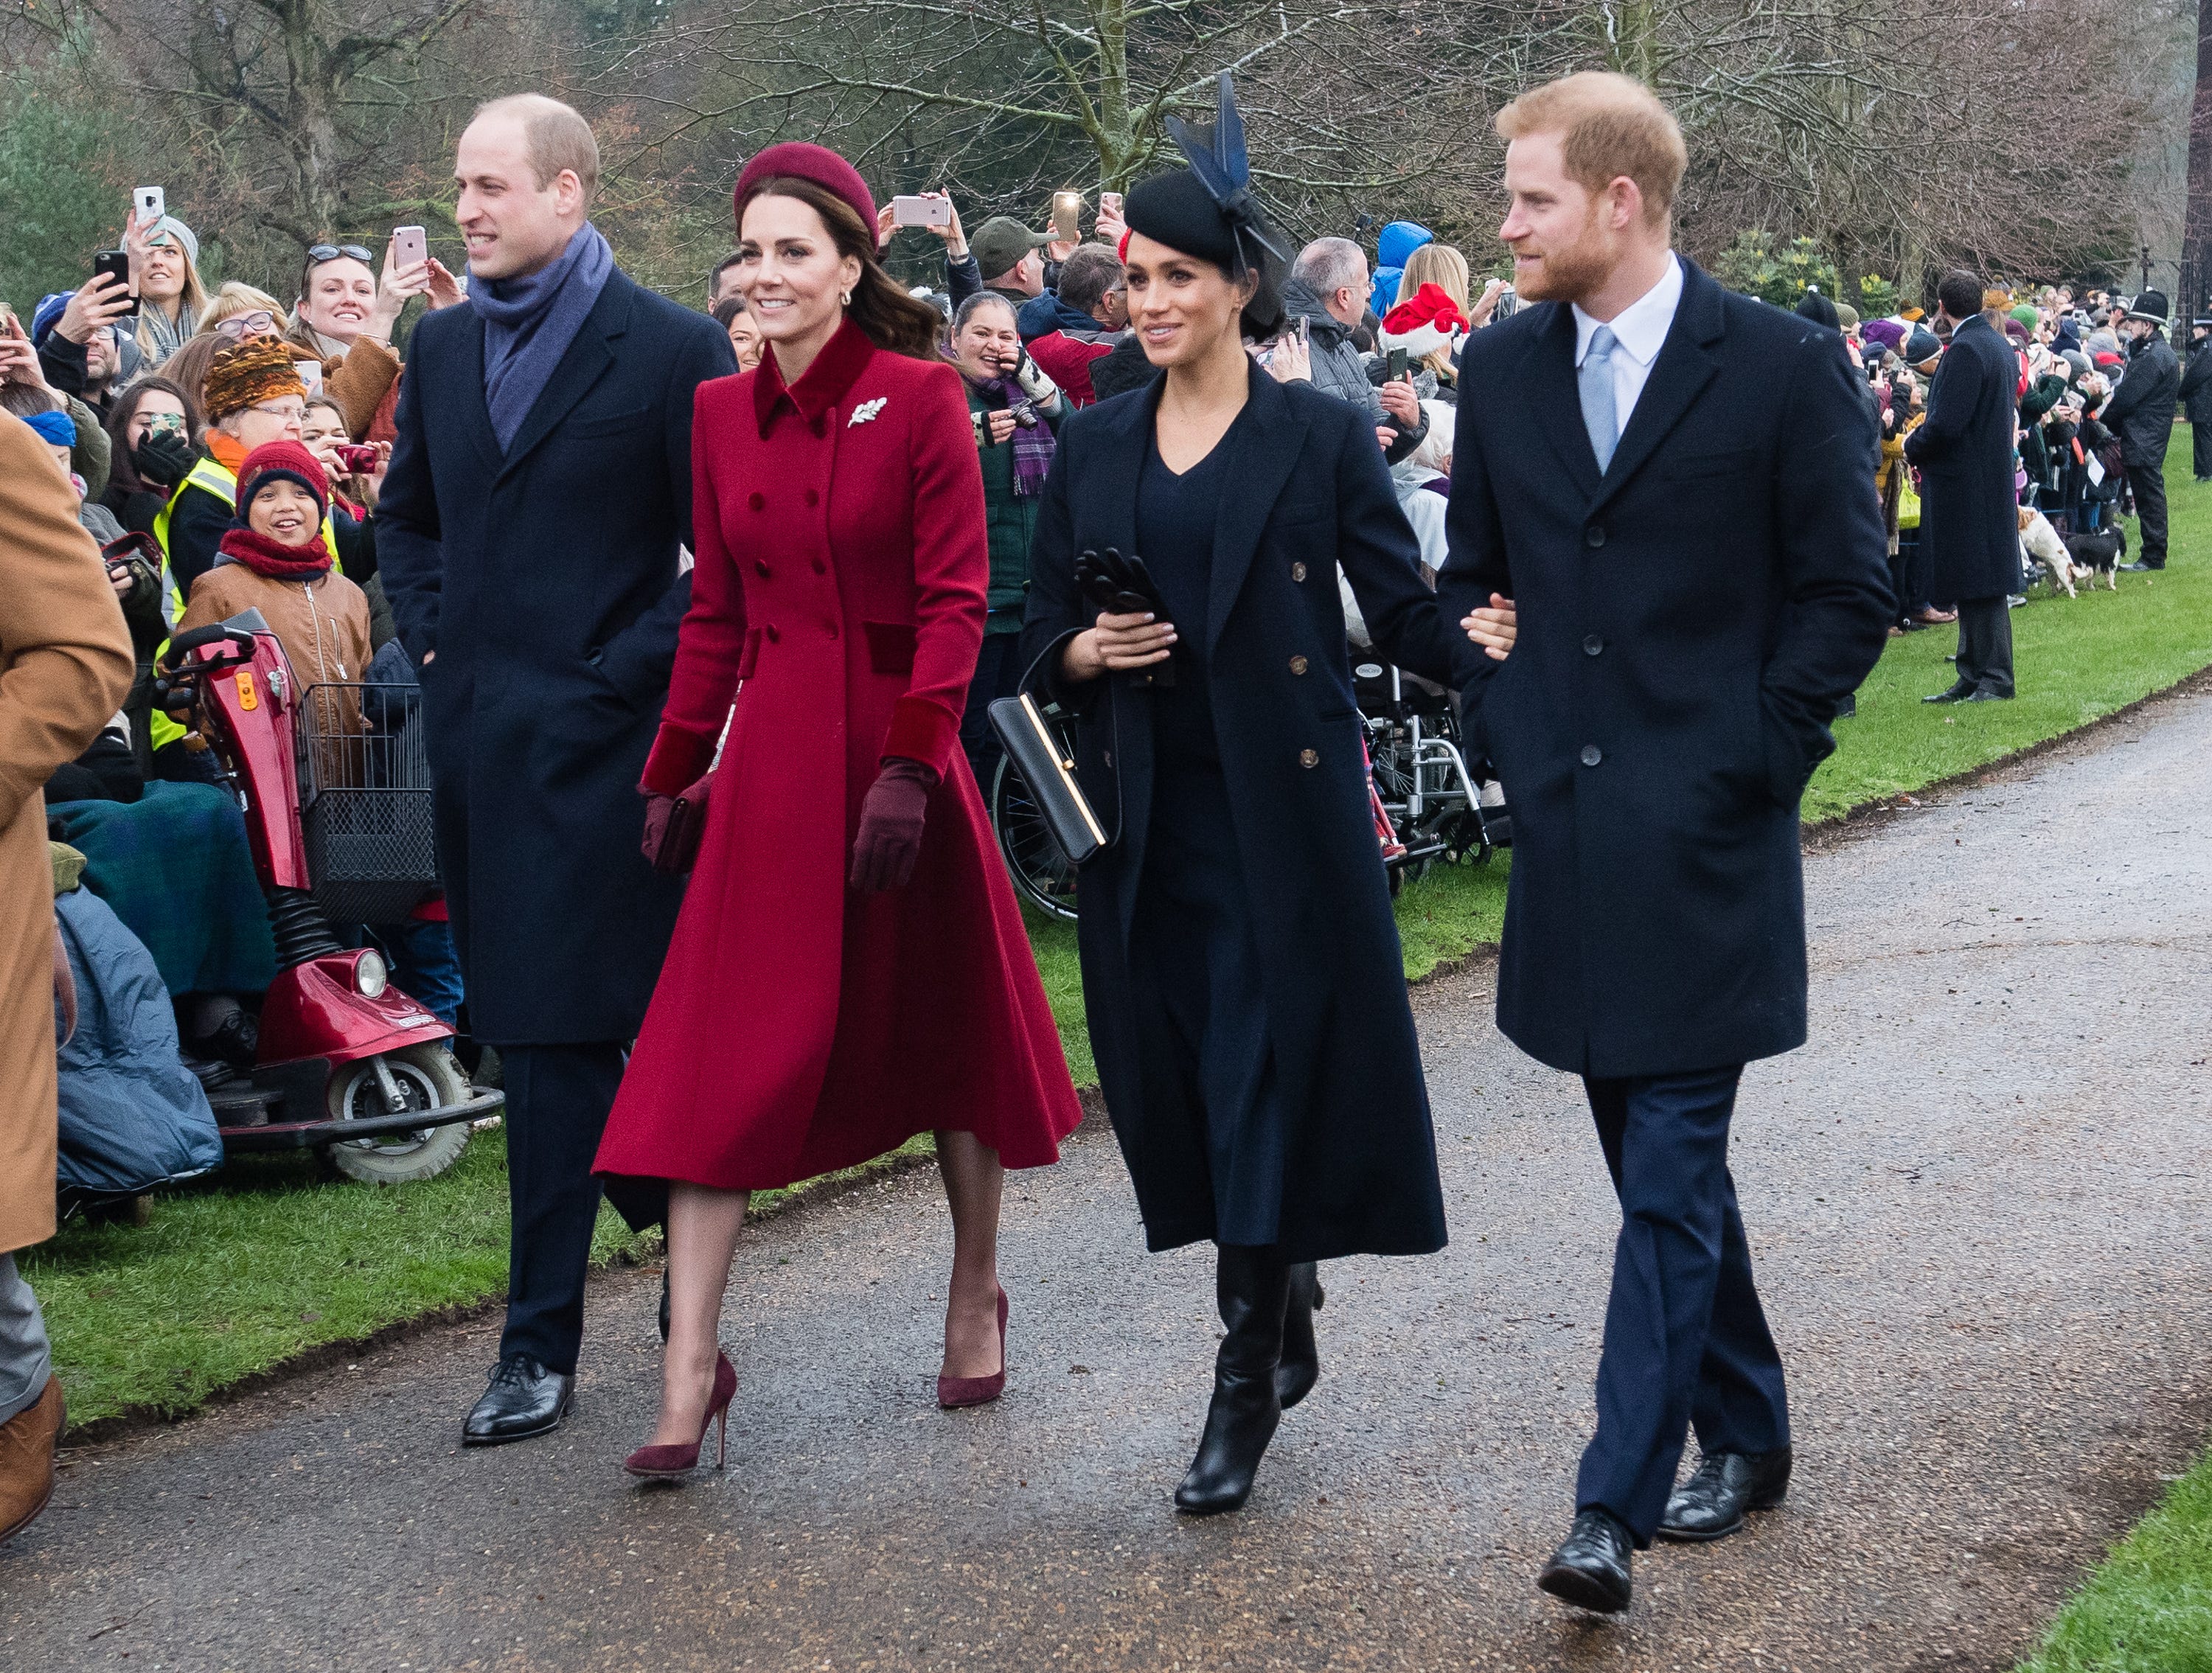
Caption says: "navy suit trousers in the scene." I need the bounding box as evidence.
[497,1043,626,1374]
[1576,1065,1790,1543]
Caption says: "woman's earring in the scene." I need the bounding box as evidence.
[841,289,853,309]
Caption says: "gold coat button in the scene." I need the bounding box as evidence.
[1290,562,1308,582]
[1289,655,1310,675]
[1299,748,1320,768]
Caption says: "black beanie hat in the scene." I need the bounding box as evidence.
[1124,168,1244,271]
[1795,289,1840,330]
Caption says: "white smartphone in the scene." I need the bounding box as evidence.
[134,186,165,225]
[891,195,951,229]
[391,225,428,269]
[297,358,324,396]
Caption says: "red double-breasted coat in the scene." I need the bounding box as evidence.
[594,321,1082,1192]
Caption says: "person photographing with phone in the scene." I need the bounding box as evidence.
[287,232,465,445]
[950,291,1065,785]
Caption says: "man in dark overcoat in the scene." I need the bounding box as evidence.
[2104,291,2180,571]
[377,94,734,1445]
[1438,72,1890,1613]
[2180,319,2212,484]
[1907,271,2025,700]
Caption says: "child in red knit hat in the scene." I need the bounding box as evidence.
[178,439,373,776]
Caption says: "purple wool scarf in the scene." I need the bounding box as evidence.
[968,375,1056,497]
[471,223,616,451]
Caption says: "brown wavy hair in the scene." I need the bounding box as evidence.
[737,175,944,361]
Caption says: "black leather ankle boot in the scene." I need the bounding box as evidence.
[1276,1262,1324,1410]
[1175,1245,1290,1514]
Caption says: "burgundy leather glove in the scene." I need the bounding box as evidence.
[641,770,714,874]
[849,756,939,893]
[641,793,678,864]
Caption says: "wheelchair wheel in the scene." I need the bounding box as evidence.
[991,752,1079,922]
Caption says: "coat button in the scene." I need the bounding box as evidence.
[826,622,839,639]
[1583,634,1604,656]
[1289,655,1310,675]
[1585,525,1606,549]
[811,557,827,575]
[754,560,772,578]
[805,490,820,507]
[765,625,781,643]
[748,493,765,512]
[1299,748,1320,768]
[1580,744,1602,767]
[810,417,827,438]
[1103,750,1113,767]
[1291,562,1308,582]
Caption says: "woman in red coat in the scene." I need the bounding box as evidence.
[594,144,1082,1478]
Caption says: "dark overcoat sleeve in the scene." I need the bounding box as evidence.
[1433,384,1513,756]
[372,321,444,665]
[595,316,737,710]
[1759,332,1893,800]
[1329,408,1481,691]
[1904,335,1983,469]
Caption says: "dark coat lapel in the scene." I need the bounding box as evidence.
[1589,260,1724,517]
[1088,376,1155,563]
[449,307,502,477]
[1205,364,1307,661]
[1521,302,1603,502]
[493,271,631,481]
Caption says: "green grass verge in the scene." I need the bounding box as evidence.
[31,430,2212,1438]
[2020,1450,2212,1672]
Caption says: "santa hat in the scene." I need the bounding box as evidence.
[1378,283,1468,360]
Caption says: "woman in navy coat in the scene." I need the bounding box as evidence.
[1021,136,1481,1516]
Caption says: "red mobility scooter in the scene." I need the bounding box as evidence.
[157,609,500,1181]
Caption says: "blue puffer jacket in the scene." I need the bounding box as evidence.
[1369,221,1434,319]
[55,883,223,1201]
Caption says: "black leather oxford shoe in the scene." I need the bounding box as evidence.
[462,1354,574,1447]
[1658,1446,1793,1542]
[1922,684,1973,704]
[1537,1509,1634,1613]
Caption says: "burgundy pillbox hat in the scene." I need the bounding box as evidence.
[735,142,877,238]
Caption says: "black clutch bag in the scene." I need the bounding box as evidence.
[987,690,1110,867]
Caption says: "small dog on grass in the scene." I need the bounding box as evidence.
[2059,524,2126,591]
[2017,507,2079,597]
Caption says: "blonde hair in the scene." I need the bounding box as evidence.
[1495,71,1687,229]
[1395,243,1472,379]
[472,93,601,209]
[196,281,291,336]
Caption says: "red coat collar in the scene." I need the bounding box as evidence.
[752,317,877,436]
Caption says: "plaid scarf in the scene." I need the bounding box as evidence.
[966,374,1055,497]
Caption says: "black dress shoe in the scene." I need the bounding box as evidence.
[1276,1263,1324,1411]
[1537,1508,1634,1613]
[462,1354,574,1447]
[1962,687,2013,702]
[1658,1447,1793,1542]
[2118,560,2164,572]
[1175,1245,1289,1514]
[1922,684,1973,704]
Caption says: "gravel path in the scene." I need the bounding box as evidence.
[4,690,2208,1672]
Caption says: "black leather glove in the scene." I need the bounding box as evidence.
[849,757,939,893]
[132,429,195,490]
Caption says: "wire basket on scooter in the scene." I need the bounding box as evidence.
[295,681,438,924]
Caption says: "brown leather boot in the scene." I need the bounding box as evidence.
[0,1377,65,1545]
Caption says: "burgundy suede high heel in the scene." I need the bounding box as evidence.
[625,1351,737,1479]
[936,1286,1009,1409]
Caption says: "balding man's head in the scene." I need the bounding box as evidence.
[456,94,599,280]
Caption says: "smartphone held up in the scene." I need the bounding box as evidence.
[891,195,952,229]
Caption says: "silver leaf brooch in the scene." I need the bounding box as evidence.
[848,397,888,427]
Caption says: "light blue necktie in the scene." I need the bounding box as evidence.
[1580,324,1619,472]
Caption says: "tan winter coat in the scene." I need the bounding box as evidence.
[0,422,133,1253]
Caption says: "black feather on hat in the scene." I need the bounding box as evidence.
[1125,73,1286,277]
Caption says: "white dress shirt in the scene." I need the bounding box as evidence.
[1572,253,1684,442]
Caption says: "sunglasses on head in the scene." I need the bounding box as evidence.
[307,244,374,265]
